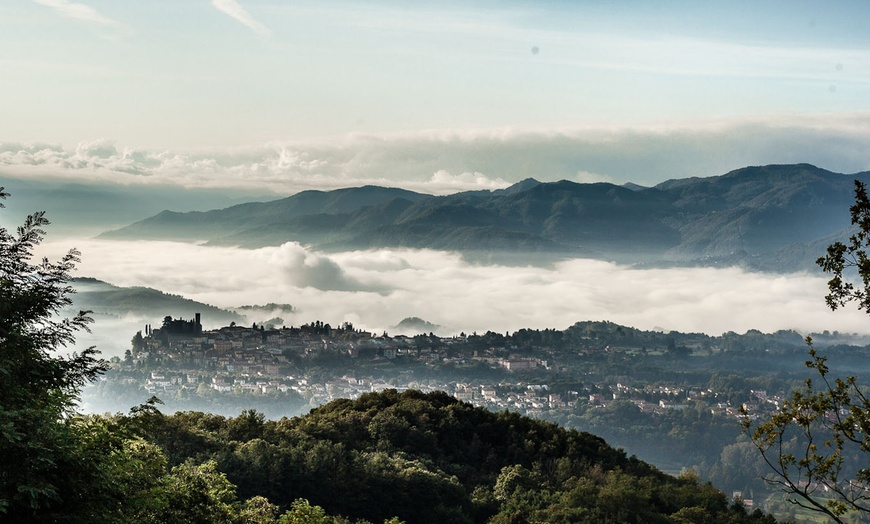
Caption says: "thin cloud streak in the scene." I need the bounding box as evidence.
[279,3,870,85]
[33,0,125,29]
[211,0,271,38]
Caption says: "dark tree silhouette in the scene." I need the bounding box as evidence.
[0,187,106,516]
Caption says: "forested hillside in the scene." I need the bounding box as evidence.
[131,389,775,524]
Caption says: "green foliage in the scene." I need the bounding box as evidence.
[744,340,870,523]
[239,496,281,524]
[0,188,107,518]
[143,460,239,524]
[138,389,773,524]
[0,191,288,523]
[278,499,332,524]
[819,180,870,315]
[493,465,538,502]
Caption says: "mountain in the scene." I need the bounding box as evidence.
[622,181,648,191]
[98,185,430,242]
[495,177,542,195]
[392,316,444,335]
[0,177,271,236]
[71,277,244,326]
[656,164,861,264]
[99,164,870,271]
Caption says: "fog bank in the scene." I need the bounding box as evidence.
[34,238,870,358]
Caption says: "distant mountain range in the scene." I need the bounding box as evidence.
[99,164,870,271]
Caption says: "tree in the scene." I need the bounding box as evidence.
[0,187,106,517]
[743,180,870,523]
[131,330,145,354]
[743,342,870,522]
[0,189,299,522]
[278,498,332,524]
[818,180,870,314]
[239,496,281,523]
[142,460,240,524]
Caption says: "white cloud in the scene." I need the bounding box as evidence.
[574,171,614,184]
[74,138,117,160]
[33,238,870,358]
[266,242,386,292]
[421,170,510,192]
[3,114,870,200]
[211,0,271,38]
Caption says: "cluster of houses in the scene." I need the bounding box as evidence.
[126,314,784,420]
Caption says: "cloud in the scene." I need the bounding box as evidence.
[423,170,510,192]
[266,242,387,293]
[74,139,117,160]
[574,170,614,184]
[33,238,870,359]
[33,0,128,34]
[284,3,870,86]
[211,0,271,38]
[4,114,870,199]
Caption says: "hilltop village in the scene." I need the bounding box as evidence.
[110,313,788,422]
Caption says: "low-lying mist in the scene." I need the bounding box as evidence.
[37,238,870,358]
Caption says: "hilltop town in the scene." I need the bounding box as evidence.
[102,313,798,422]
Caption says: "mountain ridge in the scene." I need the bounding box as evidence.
[99,164,870,271]
[71,277,244,326]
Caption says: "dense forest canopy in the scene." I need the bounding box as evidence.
[130,389,778,524]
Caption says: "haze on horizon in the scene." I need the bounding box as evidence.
[5,1,870,356]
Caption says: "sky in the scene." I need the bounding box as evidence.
[2,0,870,192]
[5,1,870,348]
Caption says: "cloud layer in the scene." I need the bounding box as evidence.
[37,238,870,358]
[4,116,870,200]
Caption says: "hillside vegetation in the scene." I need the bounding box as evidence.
[131,389,776,524]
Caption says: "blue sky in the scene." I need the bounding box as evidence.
[2,1,870,191]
